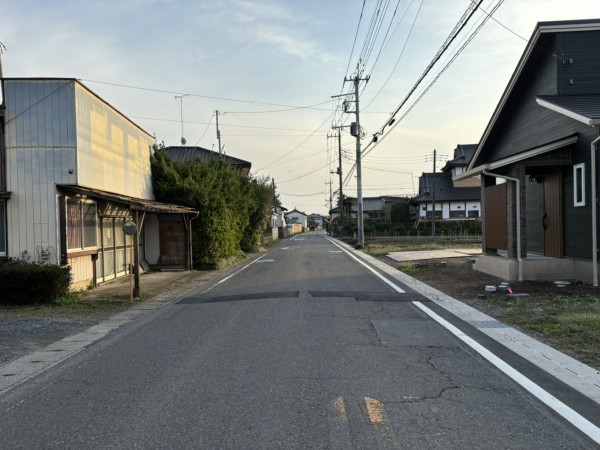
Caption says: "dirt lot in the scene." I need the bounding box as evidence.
[381,255,600,370]
[391,256,598,304]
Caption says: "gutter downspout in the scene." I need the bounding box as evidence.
[482,171,523,282]
[591,134,600,286]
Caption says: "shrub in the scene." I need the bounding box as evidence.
[0,260,71,305]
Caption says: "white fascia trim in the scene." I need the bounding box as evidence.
[453,164,488,181]
[488,135,578,170]
[536,98,599,126]
[455,135,578,180]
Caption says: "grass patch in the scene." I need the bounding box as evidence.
[364,243,446,256]
[492,296,600,368]
[396,263,424,276]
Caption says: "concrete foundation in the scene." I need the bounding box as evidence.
[473,253,592,283]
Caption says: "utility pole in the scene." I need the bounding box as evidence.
[331,126,346,228]
[431,149,437,237]
[215,110,222,154]
[326,180,333,235]
[345,72,369,246]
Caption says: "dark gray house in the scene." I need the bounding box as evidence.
[455,19,600,284]
[412,144,481,221]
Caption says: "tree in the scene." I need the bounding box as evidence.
[150,145,276,267]
[390,202,411,224]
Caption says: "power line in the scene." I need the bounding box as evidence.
[256,111,335,172]
[343,0,367,91]
[277,161,332,184]
[81,78,331,111]
[194,112,214,146]
[363,0,424,110]
[362,0,504,159]
[370,0,484,143]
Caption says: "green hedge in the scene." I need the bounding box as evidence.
[0,260,72,305]
[150,145,275,267]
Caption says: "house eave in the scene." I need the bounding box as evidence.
[453,164,488,182]
[455,135,578,179]
[535,97,600,126]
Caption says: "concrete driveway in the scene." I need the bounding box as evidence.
[386,248,482,262]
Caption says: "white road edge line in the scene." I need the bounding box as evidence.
[323,236,405,294]
[216,254,266,285]
[412,301,600,445]
[322,235,600,444]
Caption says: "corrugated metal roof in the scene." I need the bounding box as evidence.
[2,78,155,139]
[165,146,251,169]
[57,185,198,215]
[413,172,480,203]
[362,197,385,212]
[536,95,600,125]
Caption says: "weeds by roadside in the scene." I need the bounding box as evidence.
[363,242,481,257]
[0,292,131,324]
[485,294,600,368]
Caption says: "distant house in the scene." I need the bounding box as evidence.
[285,209,308,230]
[411,144,481,221]
[0,78,198,290]
[273,206,288,228]
[455,19,600,284]
[330,196,411,223]
[164,146,252,176]
[307,213,325,229]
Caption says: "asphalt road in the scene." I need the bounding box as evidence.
[0,232,598,449]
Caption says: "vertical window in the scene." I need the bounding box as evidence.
[67,199,98,251]
[574,163,585,207]
[0,199,6,256]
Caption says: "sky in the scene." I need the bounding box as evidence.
[2,0,600,215]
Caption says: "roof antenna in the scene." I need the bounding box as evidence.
[175,94,189,145]
[0,42,6,79]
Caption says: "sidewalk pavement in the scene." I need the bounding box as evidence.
[81,270,202,301]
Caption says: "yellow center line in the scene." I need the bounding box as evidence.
[333,397,348,423]
[364,396,387,424]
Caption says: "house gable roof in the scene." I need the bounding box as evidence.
[442,144,477,171]
[470,18,600,170]
[164,146,251,171]
[412,172,480,203]
[286,209,307,217]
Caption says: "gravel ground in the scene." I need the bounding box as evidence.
[0,317,90,364]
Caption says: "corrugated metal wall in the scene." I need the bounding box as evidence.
[3,79,157,288]
[4,79,77,261]
[75,84,154,199]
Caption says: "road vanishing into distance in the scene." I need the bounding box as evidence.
[1,232,600,448]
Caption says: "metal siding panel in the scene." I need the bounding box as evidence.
[22,82,32,147]
[75,85,154,199]
[3,80,77,259]
[525,180,544,253]
[557,32,600,95]
[563,156,592,259]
